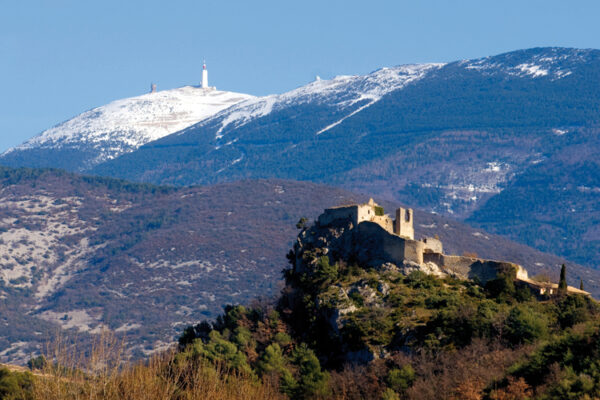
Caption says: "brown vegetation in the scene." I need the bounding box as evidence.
[31,333,284,400]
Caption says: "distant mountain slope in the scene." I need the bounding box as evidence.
[467,128,600,268]
[0,167,596,363]
[0,87,253,171]
[88,47,600,269]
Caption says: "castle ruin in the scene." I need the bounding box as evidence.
[318,198,445,266]
[317,199,589,296]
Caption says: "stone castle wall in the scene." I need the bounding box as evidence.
[319,202,394,233]
[423,252,521,283]
[423,237,443,254]
[356,222,424,265]
[371,215,394,233]
[318,206,359,227]
[314,200,589,296]
[354,222,520,284]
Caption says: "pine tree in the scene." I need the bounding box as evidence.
[558,264,568,295]
[580,279,584,291]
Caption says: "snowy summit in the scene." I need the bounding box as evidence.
[2,81,253,171]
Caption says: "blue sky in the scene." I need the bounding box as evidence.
[1,0,599,152]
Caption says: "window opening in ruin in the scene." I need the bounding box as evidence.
[405,210,411,222]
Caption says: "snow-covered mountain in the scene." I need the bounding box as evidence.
[0,86,254,171]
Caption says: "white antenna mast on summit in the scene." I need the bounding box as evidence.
[201,59,208,89]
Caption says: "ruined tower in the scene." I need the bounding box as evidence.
[394,208,414,240]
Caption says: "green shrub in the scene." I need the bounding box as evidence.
[405,271,439,289]
[485,269,516,301]
[233,326,253,349]
[0,368,33,400]
[186,331,253,376]
[349,291,364,307]
[315,256,338,285]
[504,305,548,345]
[27,355,46,371]
[381,388,401,400]
[557,294,597,329]
[256,344,297,397]
[291,344,330,399]
[509,324,600,393]
[386,365,415,392]
[274,332,293,347]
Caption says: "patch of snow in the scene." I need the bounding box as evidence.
[552,128,569,136]
[142,259,216,272]
[577,186,600,193]
[316,99,376,135]
[216,154,244,174]
[515,63,549,77]
[484,162,503,172]
[274,185,285,194]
